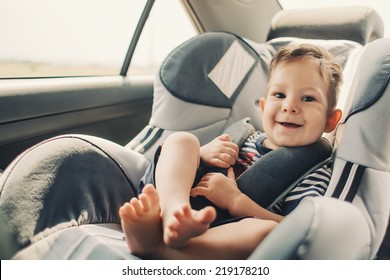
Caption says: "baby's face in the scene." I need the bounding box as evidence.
[261,57,330,149]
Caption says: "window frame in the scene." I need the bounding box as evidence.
[120,0,155,76]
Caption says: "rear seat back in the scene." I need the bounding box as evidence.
[267,6,384,45]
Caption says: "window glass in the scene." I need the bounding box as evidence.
[279,0,389,37]
[0,0,147,78]
[128,0,197,76]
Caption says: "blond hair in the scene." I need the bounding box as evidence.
[269,44,343,113]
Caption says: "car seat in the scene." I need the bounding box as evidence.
[249,37,390,260]
[0,7,388,259]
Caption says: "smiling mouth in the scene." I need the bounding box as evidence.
[278,122,303,128]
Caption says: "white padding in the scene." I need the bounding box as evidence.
[208,40,255,99]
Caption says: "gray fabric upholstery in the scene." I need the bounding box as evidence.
[160,32,260,108]
[336,39,390,170]
[249,197,371,259]
[0,209,18,259]
[149,32,267,132]
[13,224,137,260]
[327,38,390,258]
[0,135,149,250]
[267,6,384,45]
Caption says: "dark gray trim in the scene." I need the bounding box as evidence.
[159,32,260,108]
[344,165,366,203]
[331,162,354,199]
[343,38,390,123]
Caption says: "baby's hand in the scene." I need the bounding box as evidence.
[191,168,241,211]
[200,134,239,168]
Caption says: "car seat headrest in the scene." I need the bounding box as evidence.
[267,6,384,45]
[159,32,261,108]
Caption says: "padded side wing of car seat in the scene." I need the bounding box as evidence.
[326,37,390,259]
[248,196,371,259]
[0,209,18,259]
[0,134,149,249]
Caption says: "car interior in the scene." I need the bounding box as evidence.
[0,0,389,260]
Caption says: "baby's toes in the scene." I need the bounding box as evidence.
[130,197,144,216]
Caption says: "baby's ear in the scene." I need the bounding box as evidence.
[325,109,342,132]
[259,97,266,112]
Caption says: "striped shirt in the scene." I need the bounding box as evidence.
[233,131,332,216]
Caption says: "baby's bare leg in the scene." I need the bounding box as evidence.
[155,132,216,248]
[119,184,164,257]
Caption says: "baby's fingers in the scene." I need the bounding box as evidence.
[190,186,208,197]
[209,158,231,168]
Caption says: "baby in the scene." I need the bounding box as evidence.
[119,43,343,259]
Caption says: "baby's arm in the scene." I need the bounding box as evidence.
[191,168,283,223]
[229,190,283,222]
[200,134,239,168]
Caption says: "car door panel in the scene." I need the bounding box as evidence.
[0,76,153,170]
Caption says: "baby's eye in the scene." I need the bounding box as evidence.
[302,96,315,102]
[274,92,285,99]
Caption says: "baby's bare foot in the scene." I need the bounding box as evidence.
[163,204,216,248]
[119,184,163,257]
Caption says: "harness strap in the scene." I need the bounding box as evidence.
[268,157,333,209]
[223,118,333,209]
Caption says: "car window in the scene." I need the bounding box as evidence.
[0,0,147,78]
[279,0,389,37]
[128,0,197,76]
